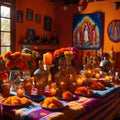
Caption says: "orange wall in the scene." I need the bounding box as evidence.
[16,0,57,51]
[54,0,120,53]
[16,0,120,53]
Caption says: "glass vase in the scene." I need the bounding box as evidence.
[34,60,48,95]
[22,70,31,79]
[65,57,77,90]
[54,58,69,93]
[9,69,21,91]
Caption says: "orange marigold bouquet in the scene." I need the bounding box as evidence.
[0,51,38,71]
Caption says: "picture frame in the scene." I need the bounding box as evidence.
[44,16,52,31]
[16,10,23,22]
[107,19,120,42]
[88,0,94,2]
[26,8,33,21]
[35,13,41,23]
[72,12,104,50]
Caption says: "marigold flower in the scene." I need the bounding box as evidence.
[60,48,67,53]
[54,49,61,56]
[0,55,3,62]
[14,51,22,57]
[15,58,24,68]
[22,53,31,60]
[5,59,15,68]
[3,51,12,59]
[20,61,29,71]
[0,72,8,80]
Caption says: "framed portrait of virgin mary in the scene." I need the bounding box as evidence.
[72,12,104,50]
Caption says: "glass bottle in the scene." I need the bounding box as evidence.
[34,60,48,95]
[54,58,69,93]
[65,56,77,90]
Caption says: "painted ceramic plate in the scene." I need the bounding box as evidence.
[2,98,31,108]
[41,101,67,111]
[108,20,120,42]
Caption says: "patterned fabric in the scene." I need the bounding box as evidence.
[0,85,120,120]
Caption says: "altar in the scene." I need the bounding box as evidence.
[0,84,120,120]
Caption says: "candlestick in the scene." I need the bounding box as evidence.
[43,52,52,65]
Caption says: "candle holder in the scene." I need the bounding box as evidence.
[95,73,100,80]
[76,74,86,86]
[84,68,93,84]
[49,83,57,96]
[34,60,48,95]
[43,64,54,85]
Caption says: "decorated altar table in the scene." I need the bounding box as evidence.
[0,85,120,120]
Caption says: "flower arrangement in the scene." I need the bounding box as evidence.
[53,47,79,61]
[0,51,39,71]
[53,47,82,72]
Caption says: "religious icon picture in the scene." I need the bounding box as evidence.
[107,20,120,42]
[26,8,33,21]
[72,12,104,50]
[44,16,52,31]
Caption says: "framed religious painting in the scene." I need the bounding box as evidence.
[26,8,33,21]
[72,12,104,50]
[107,19,120,42]
[44,16,52,31]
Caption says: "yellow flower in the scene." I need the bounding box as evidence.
[64,51,74,59]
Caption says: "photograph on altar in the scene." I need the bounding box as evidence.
[72,12,104,50]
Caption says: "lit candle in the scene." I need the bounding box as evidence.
[105,75,110,82]
[50,83,57,96]
[77,78,83,86]
[61,82,64,86]
[43,52,52,65]
[17,88,24,97]
[50,88,57,96]
[88,70,92,74]
[85,69,92,78]
[95,73,100,79]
